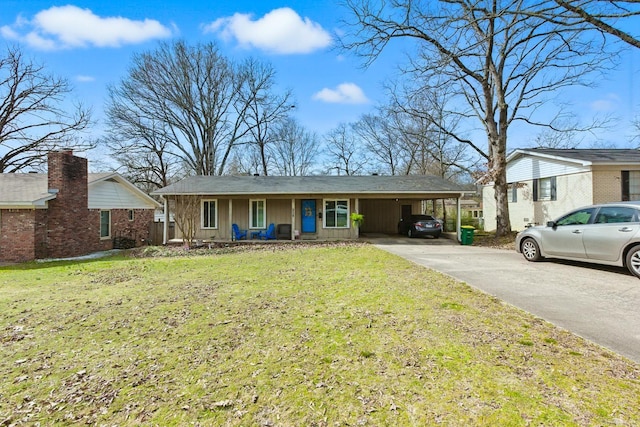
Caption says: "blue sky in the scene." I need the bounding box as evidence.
[1,0,639,166]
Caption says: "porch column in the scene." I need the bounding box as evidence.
[457,196,462,242]
[228,199,233,241]
[291,198,295,240]
[162,197,169,245]
[354,198,360,239]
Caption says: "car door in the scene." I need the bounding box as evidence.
[582,206,640,262]
[539,207,595,258]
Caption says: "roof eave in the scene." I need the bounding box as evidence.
[508,149,592,166]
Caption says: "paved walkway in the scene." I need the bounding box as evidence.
[373,238,640,364]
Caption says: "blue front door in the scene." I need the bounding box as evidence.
[301,200,316,233]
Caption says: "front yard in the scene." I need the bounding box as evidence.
[1,243,638,425]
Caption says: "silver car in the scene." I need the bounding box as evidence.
[515,202,640,278]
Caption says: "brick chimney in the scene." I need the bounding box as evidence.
[45,150,91,258]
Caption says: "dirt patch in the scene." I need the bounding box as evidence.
[127,240,369,258]
[472,231,518,251]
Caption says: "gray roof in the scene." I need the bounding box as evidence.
[0,172,160,208]
[152,175,469,196]
[0,174,54,207]
[512,148,640,164]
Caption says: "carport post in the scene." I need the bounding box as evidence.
[291,198,295,240]
[456,196,462,242]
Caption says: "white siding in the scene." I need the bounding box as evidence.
[483,172,594,231]
[507,156,589,182]
[89,180,156,209]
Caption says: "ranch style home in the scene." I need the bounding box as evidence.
[152,174,470,243]
[482,148,640,231]
[0,150,161,263]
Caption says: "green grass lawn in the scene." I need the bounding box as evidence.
[1,243,638,426]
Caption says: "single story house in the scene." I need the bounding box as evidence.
[0,150,162,263]
[152,174,470,243]
[482,148,640,231]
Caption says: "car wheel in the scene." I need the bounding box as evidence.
[521,238,543,262]
[433,233,440,239]
[625,245,640,278]
[407,228,413,238]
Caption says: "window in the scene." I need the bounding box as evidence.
[128,209,134,221]
[594,206,638,224]
[250,199,266,229]
[100,210,111,239]
[202,199,217,229]
[622,171,640,201]
[555,208,595,226]
[324,199,349,228]
[533,177,557,201]
[508,183,517,203]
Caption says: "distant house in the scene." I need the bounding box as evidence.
[0,151,161,263]
[482,148,640,231]
[152,174,470,243]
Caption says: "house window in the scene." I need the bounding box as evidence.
[622,171,640,201]
[508,183,517,203]
[100,210,111,239]
[324,199,349,228]
[202,199,217,229]
[250,199,266,229]
[533,177,557,201]
[128,209,134,221]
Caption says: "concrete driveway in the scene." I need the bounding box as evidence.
[372,237,640,364]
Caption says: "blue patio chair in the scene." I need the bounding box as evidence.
[257,223,276,240]
[232,224,248,240]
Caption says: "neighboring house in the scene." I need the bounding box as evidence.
[152,175,470,243]
[0,150,161,263]
[482,148,640,231]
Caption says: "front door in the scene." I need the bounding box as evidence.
[302,200,316,233]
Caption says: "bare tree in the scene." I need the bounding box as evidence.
[528,0,640,49]
[105,40,253,179]
[324,123,368,175]
[388,81,477,181]
[238,58,295,176]
[353,111,410,175]
[0,46,92,172]
[270,118,320,176]
[103,110,183,191]
[172,195,200,247]
[342,0,616,235]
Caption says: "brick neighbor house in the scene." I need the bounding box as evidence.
[0,150,161,263]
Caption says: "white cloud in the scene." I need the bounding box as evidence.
[1,5,172,50]
[590,93,621,112]
[76,75,95,82]
[312,83,369,105]
[204,7,332,54]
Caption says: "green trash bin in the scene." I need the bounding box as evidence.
[460,226,475,245]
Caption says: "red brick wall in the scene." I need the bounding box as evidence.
[0,209,37,263]
[85,209,155,251]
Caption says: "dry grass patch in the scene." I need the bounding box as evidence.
[1,243,638,426]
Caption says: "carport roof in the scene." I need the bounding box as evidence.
[152,175,469,197]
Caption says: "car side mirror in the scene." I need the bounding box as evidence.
[546,220,557,229]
